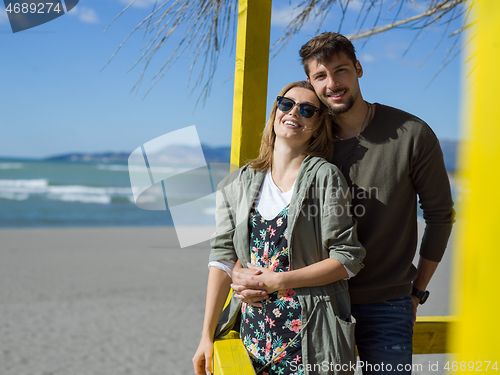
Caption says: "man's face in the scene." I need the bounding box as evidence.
[306,52,363,115]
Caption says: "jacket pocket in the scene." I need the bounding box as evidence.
[304,299,356,375]
[334,315,356,374]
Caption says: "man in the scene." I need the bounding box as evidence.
[231,32,454,374]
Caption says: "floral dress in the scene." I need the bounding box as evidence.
[240,204,304,375]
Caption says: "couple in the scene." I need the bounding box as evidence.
[193,32,454,375]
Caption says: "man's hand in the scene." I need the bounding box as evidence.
[411,295,420,327]
[231,261,269,307]
[412,257,439,326]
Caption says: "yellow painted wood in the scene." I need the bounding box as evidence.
[412,316,454,355]
[216,5,271,372]
[213,331,255,375]
[213,317,453,374]
[450,0,500,366]
[230,0,272,167]
[223,289,232,309]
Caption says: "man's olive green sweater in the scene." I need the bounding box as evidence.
[331,104,455,304]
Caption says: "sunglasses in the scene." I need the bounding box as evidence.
[276,96,319,119]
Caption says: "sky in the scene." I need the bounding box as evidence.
[0,0,467,159]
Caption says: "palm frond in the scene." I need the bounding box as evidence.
[105,0,474,102]
[104,0,238,103]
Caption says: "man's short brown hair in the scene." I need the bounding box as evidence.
[299,32,357,76]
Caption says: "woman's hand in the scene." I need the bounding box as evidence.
[194,267,232,374]
[234,259,350,301]
[246,264,282,294]
[192,337,214,375]
[248,259,349,292]
[231,260,269,307]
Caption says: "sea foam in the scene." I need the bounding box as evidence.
[0,179,132,205]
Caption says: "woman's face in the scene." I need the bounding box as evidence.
[273,87,321,148]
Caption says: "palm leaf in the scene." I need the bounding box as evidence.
[104,0,473,102]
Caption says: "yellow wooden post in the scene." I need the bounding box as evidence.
[212,3,272,372]
[450,0,500,369]
[230,0,272,167]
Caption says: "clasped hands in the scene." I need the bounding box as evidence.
[231,260,281,307]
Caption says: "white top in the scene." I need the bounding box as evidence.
[255,169,295,220]
[208,170,354,279]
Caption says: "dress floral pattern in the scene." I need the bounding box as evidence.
[240,204,304,375]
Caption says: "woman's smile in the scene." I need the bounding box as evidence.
[282,119,301,129]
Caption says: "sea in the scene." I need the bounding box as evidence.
[0,158,178,228]
[1,157,451,229]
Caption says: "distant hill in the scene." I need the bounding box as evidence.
[44,152,130,164]
[45,144,232,165]
[44,141,458,171]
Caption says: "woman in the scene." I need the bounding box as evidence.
[193,81,365,375]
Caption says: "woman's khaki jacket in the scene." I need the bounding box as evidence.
[209,155,365,375]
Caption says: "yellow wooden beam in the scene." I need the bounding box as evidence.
[450,0,500,366]
[213,317,453,374]
[230,0,272,167]
[213,331,255,375]
[412,316,453,355]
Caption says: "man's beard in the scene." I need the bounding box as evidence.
[324,91,357,115]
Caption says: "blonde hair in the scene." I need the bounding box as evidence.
[248,81,337,171]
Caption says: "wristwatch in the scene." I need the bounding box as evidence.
[412,287,430,304]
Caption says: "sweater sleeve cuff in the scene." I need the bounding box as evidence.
[419,221,454,262]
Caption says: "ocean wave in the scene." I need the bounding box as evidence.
[111,196,136,204]
[99,163,190,176]
[0,179,132,205]
[0,178,219,210]
[46,185,131,195]
[47,193,112,205]
[0,179,48,188]
[0,162,23,169]
[97,164,129,172]
[0,192,30,201]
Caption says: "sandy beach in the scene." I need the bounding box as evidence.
[1,223,454,375]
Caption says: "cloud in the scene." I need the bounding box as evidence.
[272,5,298,27]
[68,6,98,23]
[407,1,430,15]
[358,53,376,63]
[118,0,159,9]
[271,2,330,30]
[379,42,424,65]
[347,0,364,12]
